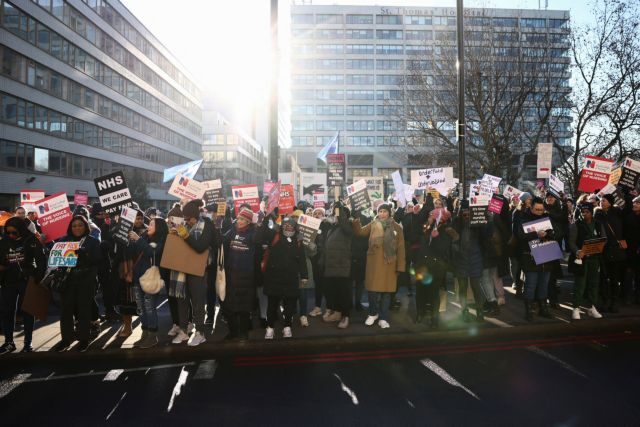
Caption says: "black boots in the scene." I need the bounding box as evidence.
[524,300,534,321]
[538,300,553,318]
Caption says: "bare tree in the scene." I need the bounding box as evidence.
[393,12,570,186]
[555,0,640,194]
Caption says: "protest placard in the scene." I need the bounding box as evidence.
[73,190,88,206]
[168,173,205,200]
[597,183,626,208]
[112,205,138,245]
[20,189,45,205]
[327,154,345,188]
[48,241,80,268]
[469,195,490,227]
[410,167,454,194]
[264,181,281,215]
[391,170,406,208]
[35,192,72,243]
[231,184,260,212]
[346,179,371,212]
[488,194,506,214]
[482,174,502,190]
[94,171,133,215]
[202,179,223,206]
[522,217,554,234]
[536,143,553,178]
[619,157,640,189]
[280,184,296,215]
[313,191,326,208]
[549,174,565,195]
[580,237,607,257]
[365,176,384,201]
[503,185,523,201]
[578,155,614,193]
[297,214,322,245]
[529,240,564,264]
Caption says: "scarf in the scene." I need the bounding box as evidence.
[371,218,397,264]
[169,218,205,299]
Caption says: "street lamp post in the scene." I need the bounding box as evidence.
[269,0,279,181]
[456,0,466,198]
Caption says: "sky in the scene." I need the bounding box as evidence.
[121,0,592,124]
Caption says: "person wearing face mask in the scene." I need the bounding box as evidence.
[353,203,405,329]
[0,217,46,354]
[516,197,557,321]
[568,203,605,320]
[221,207,265,341]
[52,216,102,353]
[170,199,215,347]
[261,217,308,339]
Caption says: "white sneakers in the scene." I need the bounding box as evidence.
[187,322,195,335]
[365,314,379,326]
[265,327,275,340]
[171,329,189,344]
[378,320,390,329]
[188,331,206,347]
[587,306,603,319]
[337,316,349,329]
[309,307,322,317]
[572,308,581,320]
[167,324,180,337]
[283,327,292,338]
[300,315,309,327]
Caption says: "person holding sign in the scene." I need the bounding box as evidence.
[0,217,46,355]
[353,203,405,329]
[53,216,101,353]
[568,203,606,320]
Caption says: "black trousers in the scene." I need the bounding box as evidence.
[267,295,298,328]
[60,280,96,343]
[418,258,447,316]
[601,260,625,308]
[325,277,352,316]
[1,280,34,345]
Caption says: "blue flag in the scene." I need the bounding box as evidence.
[317,131,340,164]
[163,159,203,183]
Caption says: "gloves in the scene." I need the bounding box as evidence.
[176,225,189,239]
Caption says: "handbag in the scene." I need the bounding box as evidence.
[139,250,164,294]
[120,252,144,284]
[215,244,226,301]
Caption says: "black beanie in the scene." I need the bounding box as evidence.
[182,199,203,219]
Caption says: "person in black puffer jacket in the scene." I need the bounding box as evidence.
[0,217,47,354]
[261,217,308,339]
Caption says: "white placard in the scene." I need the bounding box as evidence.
[202,179,222,190]
[549,174,565,194]
[536,143,553,178]
[346,179,367,196]
[503,185,523,200]
[168,173,206,200]
[470,195,490,206]
[120,205,138,222]
[482,174,502,190]
[410,167,454,193]
[391,170,406,208]
[597,183,617,196]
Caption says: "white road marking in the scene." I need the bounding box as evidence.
[527,346,589,379]
[105,392,127,420]
[193,360,218,380]
[0,374,31,399]
[333,374,359,405]
[167,367,189,412]
[45,372,55,380]
[407,399,415,408]
[420,359,480,400]
[103,369,124,382]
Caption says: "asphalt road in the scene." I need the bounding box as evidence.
[2,320,639,426]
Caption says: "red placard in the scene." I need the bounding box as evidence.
[265,181,281,215]
[578,155,614,193]
[279,184,296,215]
[35,192,72,243]
[73,190,89,206]
[488,194,505,214]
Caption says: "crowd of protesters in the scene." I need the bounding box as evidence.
[1,182,639,355]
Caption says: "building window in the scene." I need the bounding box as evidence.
[292,14,313,24]
[292,105,315,115]
[549,19,569,29]
[316,74,344,84]
[315,29,343,39]
[493,17,518,27]
[376,75,402,85]
[376,44,404,55]
[404,16,432,25]
[345,59,374,69]
[345,29,373,39]
[376,30,403,40]
[345,74,374,85]
[345,136,375,147]
[349,168,373,180]
[346,120,374,131]
[316,105,344,115]
[346,14,373,24]
[376,15,402,25]
[316,44,343,54]
[345,44,374,54]
[316,120,344,131]
[405,30,432,40]
[315,59,343,69]
[346,105,375,115]
[521,18,546,28]
[316,89,344,100]
[291,136,315,146]
[316,14,343,24]
[346,90,374,100]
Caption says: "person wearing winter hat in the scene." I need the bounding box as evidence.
[169,199,215,347]
[567,203,605,320]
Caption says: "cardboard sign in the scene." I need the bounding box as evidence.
[365,176,384,201]
[410,167,454,194]
[391,170,406,208]
[160,234,208,277]
[580,237,607,257]
[529,240,564,265]
[313,191,326,208]
[619,158,640,189]
[169,173,205,200]
[73,190,89,206]
[522,217,554,234]
[481,174,502,191]
[549,174,564,195]
[202,179,223,206]
[503,185,523,201]
[609,166,622,185]
[469,195,490,227]
[346,179,371,212]
[112,205,138,245]
[279,184,296,214]
[488,194,506,214]
[297,214,322,245]
[232,184,260,212]
[48,241,80,268]
[327,154,346,187]
[94,171,133,215]
[20,190,45,205]
[265,181,281,215]
[536,143,553,178]
[578,156,614,193]
[35,192,72,243]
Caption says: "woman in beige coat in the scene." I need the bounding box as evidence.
[353,203,405,328]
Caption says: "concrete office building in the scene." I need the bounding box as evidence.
[0,0,202,210]
[285,4,571,186]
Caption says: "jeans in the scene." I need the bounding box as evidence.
[1,280,34,346]
[299,287,313,315]
[481,268,502,302]
[134,284,159,331]
[368,291,391,321]
[523,271,551,301]
[176,273,207,333]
